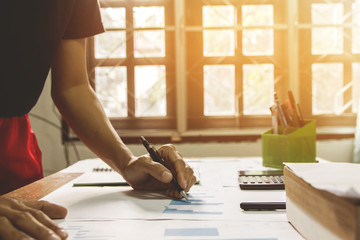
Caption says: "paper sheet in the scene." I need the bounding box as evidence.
[56,219,302,240]
[42,158,301,239]
[43,184,286,222]
[66,159,201,187]
[285,162,360,199]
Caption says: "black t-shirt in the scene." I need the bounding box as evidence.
[0,0,104,117]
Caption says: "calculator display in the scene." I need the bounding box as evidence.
[238,169,284,190]
[238,169,283,176]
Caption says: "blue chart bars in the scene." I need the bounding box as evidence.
[164,227,278,240]
[64,225,116,240]
[165,228,219,237]
[162,193,224,215]
[169,199,223,206]
[163,207,223,215]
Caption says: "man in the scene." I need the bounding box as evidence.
[0,1,196,239]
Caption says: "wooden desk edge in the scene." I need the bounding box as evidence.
[3,172,83,200]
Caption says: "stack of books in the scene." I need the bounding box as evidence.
[284,163,360,240]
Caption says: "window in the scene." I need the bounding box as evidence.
[85,0,360,140]
[87,0,175,130]
[186,0,287,129]
[299,0,360,126]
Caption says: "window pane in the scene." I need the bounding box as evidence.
[204,65,235,116]
[203,30,235,56]
[100,8,126,29]
[203,5,234,27]
[243,64,274,115]
[242,5,273,26]
[312,63,343,115]
[95,67,127,117]
[135,65,166,117]
[353,63,360,113]
[95,31,126,58]
[134,30,165,57]
[243,29,274,56]
[312,4,343,25]
[312,27,343,54]
[352,2,360,53]
[311,4,343,55]
[133,7,164,28]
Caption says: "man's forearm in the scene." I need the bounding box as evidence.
[52,83,134,173]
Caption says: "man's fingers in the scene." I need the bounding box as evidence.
[157,145,191,188]
[187,175,197,192]
[4,198,67,239]
[23,200,67,219]
[166,189,183,199]
[1,208,62,240]
[124,144,196,198]
[185,166,196,191]
[140,157,174,184]
[157,144,178,164]
[173,159,196,191]
[0,216,31,240]
[176,151,183,158]
[19,202,68,239]
[173,160,187,189]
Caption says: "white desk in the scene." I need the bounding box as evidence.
[42,157,304,240]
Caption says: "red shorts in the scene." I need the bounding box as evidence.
[0,114,43,195]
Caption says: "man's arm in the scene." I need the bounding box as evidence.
[51,38,196,197]
[51,38,133,172]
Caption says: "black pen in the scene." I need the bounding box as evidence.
[140,136,189,200]
[240,202,286,211]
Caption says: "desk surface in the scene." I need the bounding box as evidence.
[3,157,304,240]
[3,156,328,201]
[4,172,82,200]
[4,156,260,200]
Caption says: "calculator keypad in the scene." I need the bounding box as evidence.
[239,175,285,190]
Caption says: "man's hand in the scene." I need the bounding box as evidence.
[0,196,68,240]
[121,144,197,199]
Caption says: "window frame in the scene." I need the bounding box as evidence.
[80,0,359,143]
[185,0,289,130]
[298,0,358,127]
[87,0,176,130]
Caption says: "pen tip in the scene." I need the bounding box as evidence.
[180,191,189,201]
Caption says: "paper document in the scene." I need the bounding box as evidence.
[56,219,302,240]
[66,159,200,186]
[43,184,286,222]
[42,158,300,239]
[285,162,360,199]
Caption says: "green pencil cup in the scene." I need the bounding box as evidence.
[262,120,316,169]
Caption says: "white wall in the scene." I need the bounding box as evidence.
[30,76,355,176]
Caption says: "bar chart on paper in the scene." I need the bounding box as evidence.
[46,159,304,240]
[64,224,117,240]
[44,184,286,222]
[164,228,279,240]
[163,220,304,240]
[59,220,303,240]
[163,193,224,215]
